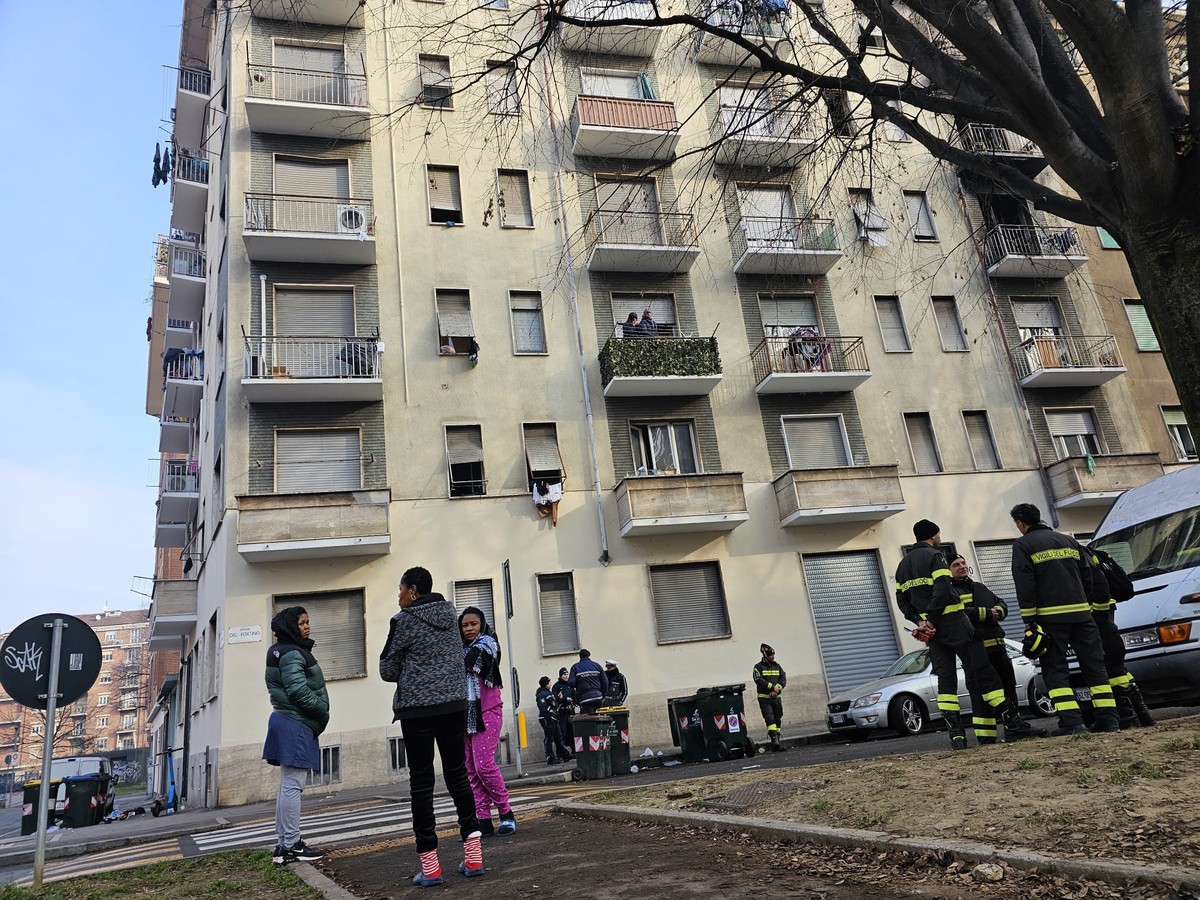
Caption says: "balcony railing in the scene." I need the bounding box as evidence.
[1012,334,1126,387]
[237,488,391,562]
[1046,453,1164,509]
[245,194,374,236]
[163,349,204,382]
[701,4,787,36]
[983,224,1085,272]
[593,210,696,249]
[615,472,749,536]
[958,124,1038,156]
[178,66,212,95]
[573,95,678,131]
[171,246,205,279]
[773,465,905,525]
[158,458,199,494]
[247,65,367,107]
[174,154,210,185]
[715,106,810,142]
[563,0,655,24]
[732,216,838,257]
[244,335,381,380]
[750,335,869,388]
[558,0,660,54]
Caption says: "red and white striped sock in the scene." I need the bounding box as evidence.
[463,832,483,871]
[419,849,441,879]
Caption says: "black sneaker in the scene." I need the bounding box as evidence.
[476,818,495,837]
[271,845,289,866]
[288,840,324,862]
[1003,718,1043,739]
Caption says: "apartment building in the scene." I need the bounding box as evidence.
[144,0,1191,806]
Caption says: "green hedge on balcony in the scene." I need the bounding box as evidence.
[600,337,722,384]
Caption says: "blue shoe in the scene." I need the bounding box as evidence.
[412,871,444,887]
[497,814,516,835]
[458,862,486,878]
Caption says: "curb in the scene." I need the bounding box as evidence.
[559,800,1200,892]
[294,861,363,900]
[0,821,230,869]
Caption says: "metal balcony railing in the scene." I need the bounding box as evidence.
[750,335,867,381]
[599,336,722,383]
[171,245,205,279]
[731,216,838,257]
[163,349,204,381]
[178,66,212,95]
[562,0,654,22]
[714,106,810,141]
[245,194,375,236]
[247,65,368,107]
[957,124,1039,156]
[158,458,200,493]
[1011,334,1123,380]
[572,95,679,132]
[174,154,210,185]
[983,224,1082,266]
[592,210,697,249]
[701,3,787,36]
[243,335,382,380]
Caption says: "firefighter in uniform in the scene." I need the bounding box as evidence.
[896,519,1036,750]
[753,644,787,751]
[1086,548,1156,728]
[949,555,1016,744]
[1010,503,1120,735]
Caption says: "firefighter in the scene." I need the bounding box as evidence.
[753,644,787,751]
[1010,503,1120,735]
[1085,548,1155,728]
[949,555,1016,744]
[897,519,1037,750]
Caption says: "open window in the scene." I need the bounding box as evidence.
[436,289,475,354]
[610,292,677,337]
[850,188,888,246]
[630,420,699,475]
[419,54,453,108]
[445,425,487,497]
[427,165,462,224]
[1045,409,1102,460]
[523,423,565,489]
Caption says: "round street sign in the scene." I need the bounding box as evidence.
[0,614,102,709]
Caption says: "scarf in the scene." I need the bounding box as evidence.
[460,603,503,734]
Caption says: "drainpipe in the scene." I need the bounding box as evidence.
[537,4,610,564]
[381,1,409,406]
[955,180,1060,528]
[259,275,267,366]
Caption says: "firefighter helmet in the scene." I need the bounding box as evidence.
[1022,623,1051,659]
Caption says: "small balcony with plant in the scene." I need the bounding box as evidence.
[599,335,722,397]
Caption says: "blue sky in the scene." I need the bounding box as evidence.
[0,4,181,633]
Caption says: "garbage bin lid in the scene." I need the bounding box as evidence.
[597,706,628,713]
[63,774,100,783]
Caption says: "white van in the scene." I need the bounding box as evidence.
[1090,465,1200,706]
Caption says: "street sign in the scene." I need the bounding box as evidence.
[0,613,102,709]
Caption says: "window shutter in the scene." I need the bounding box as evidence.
[498,170,533,226]
[1012,299,1062,330]
[453,579,496,628]
[596,178,657,215]
[428,166,462,214]
[932,297,967,350]
[1124,301,1159,351]
[436,291,475,338]
[511,294,546,353]
[971,542,1026,641]
[445,425,484,464]
[537,574,579,655]
[904,413,942,473]
[419,55,451,87]
[581,69,641,98]
[904,191,935,237]
[274,44,343,73]
[875,297,910,351]
[276,429,361,492]
[963,411,1000,470]
[274,288,354,335]
[274,157,349,197]
[1046,410,1096,436]
[524,423,564,478]
[610,293,676,328]
[759,296,818,332]
[737,185,793,220]
[649,562,731,643]
[487,65,519,114]
[273,591,365,680]
[1164,408,1188,427]
[782,417,849,468]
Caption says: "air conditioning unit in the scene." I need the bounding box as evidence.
[337,204,368,234]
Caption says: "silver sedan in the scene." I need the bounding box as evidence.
[825,640,1055,739]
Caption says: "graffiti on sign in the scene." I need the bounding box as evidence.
[4,643,44,680]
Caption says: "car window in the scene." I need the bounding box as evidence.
[883,649,930,676]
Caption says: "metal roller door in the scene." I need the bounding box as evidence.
[971,540,1025,642]
[801,551,900,694]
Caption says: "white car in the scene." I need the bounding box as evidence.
[826,640,1054,739]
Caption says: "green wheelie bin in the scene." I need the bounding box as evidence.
[666,695,706,764]
[694,684,757,761]
[598,706,631,775]
[570,714,613,781]
[62,775,103,829]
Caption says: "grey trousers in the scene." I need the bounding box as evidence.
[275,765,307,849]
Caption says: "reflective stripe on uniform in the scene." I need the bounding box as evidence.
[983,637,1005,648]
[1030,548,1081,563]
[1091,599,1116,612]
[931,567,951,581]
[973,714,997,738]
[1048,686,1080,712]
[1110,672,1133,688]
[897,577,933,592]
[941,600,965,614]
[937,693,960,712]
[1024,602,1092,616]
[1090,684,1116,709]
[982,688,1007,707]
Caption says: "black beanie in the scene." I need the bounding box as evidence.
[913,519,940,542]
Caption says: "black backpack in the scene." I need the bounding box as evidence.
[1092,547,1136,602]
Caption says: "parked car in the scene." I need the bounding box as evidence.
[826,640,1054,739]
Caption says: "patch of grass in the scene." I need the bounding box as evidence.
[1162,734,1200,752]
[846,806,896,830]
[1043,811,1078,826]
[1129,760,1166,779]
[1073,771,1092,788]
[810,797,831,813]
[1108,766,1134,786]
[1016,757,1043,770]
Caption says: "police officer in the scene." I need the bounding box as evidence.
[753,643,787,751]
[1010,503,1119,735]
[535,676,570,764]
[949,555,1016,744]
[897,519,1036,750]
[1085,547,1155,728]
[551,667,576,758]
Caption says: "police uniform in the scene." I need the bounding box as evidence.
[953,575,1016,743]
[753,644,787,750]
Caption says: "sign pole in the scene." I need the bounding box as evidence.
[33,617,65,890]
[501,561,523,777]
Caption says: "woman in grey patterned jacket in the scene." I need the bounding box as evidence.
[380,566,485,886]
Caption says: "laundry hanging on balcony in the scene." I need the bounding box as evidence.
[152,143,163,187]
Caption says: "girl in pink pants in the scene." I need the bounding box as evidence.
[459,607,515,836]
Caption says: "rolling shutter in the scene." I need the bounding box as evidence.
[737,185,793,220]
[971,541,1025,641]
[782,416,849,469]
[276,429,361,492]
[963,412,1000,470]
[610,293,676,329]
[428,166,462,216]
[436,291,475,338]
[904,413,942,473]
[274,288,354,335]
[759,296,818,332]
[875,297,909,351]
[538,574,580,655]
[932,298,967,350]
[596,178,658,215]
[524,424,564,479]
[581,69,641,98]
[1123,301,1159,351]
[498,170,533,227]
[649,562,731,644]
[274,157,349,197]
[445,425,484,465]
[275,44,343,73]
[273,591,365,680]
[453,580,496,628]
[1046,409,1097,437]
[904,191,935,237]
[1011,299,1062,330]
[802,552,900,694]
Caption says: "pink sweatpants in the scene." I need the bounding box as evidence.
[465,703,511,821]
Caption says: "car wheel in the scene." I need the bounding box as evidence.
[1028,680,1056,717]
[888,694,927,737]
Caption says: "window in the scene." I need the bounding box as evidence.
[427,165,462,224]
[759,294,819,337]
[388,736,407,773]
[453,579,496,626]
[1123,300,1159,351]
[630,421,698,475]
[874,296,910,351]
[436,289,476,354]
[275,429,362,492]
[883,101,910,141]
[204,613,218,701]
[481,0,507,8]
[610,293,676,337]
[595,177,662,248]
[267,158,350,231]
[1163,407,1197,461]
[510,292,546,353]
[273,590,366,680]
[802,0,833,40]
[119,697,138,711]
[850,189,888,246]
[121,714,137,730]
[418,55,453,108]
[718,85,776,138]
[904,412,943,473]
[97,716,109,728]
[31,724,43,737]
[580,68,651,99]
[648,562,731,644]
[306,745,342,786]
[445,425,487,496]
[95,738,108,750]
[931,296,967,350]
[100,672,112,683]
[121,738,135,750]
[857,17,885,52]
[71,722,85,737]
[105,631,120,644]
[1096,227,1121,249]
[737,184,800,249]
[824,89,853,137]
[524,423,565,488]
[497,170,533,228]
[962,411,1001,470]
[487,61,519,115]
[1045,409,1102,459]
[98,694,109,706]
[129,629,144,643]
[904,191,937,241]
[781,416,851,468]
[537,573,580,655]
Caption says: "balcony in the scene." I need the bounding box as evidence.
[237,489,392,562]
[174,66,211,147]
[244,194,376,264]
[168,245,205,321]
[732,216,841,274]
[751,335,871,394]
[559,0,660,56]
[615,472,749,536]
[156,458,200,524]
[956,124,1046,177]
[1012,334,1126,388]
[164,318,197,351]
[150,579,195,651]
[712,107,815,166]
[159,412,194,454]
[242,336,383,402]
[599,336,722,397]
[773,465,905,525]
[245,65,370,140]
[170,154,209,233]
[161,350,203,419]
[695,6,788,66]
[587,210,700,273]
[249,0,365,26]
[1046,453,1164,510]
[983,224,1087,278]
[570,96,680,160]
